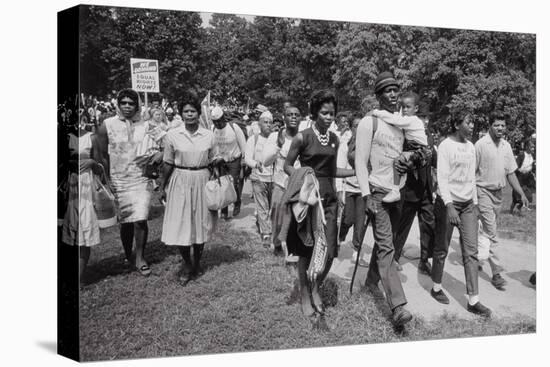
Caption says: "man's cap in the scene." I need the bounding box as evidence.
[374,71,399,94]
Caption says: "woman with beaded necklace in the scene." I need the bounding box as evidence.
[284,90,355,317]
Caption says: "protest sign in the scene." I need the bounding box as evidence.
[130,58,159,93]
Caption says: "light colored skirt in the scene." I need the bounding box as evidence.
[111,176,152,223]
[62,170,101,247]
[162,168,216,246]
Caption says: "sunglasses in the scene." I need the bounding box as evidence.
[119,100,136,106]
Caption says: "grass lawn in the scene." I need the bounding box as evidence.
[496,186,536,244]
[78,193,535,362]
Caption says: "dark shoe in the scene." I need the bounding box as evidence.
[491,274,507,290]
[273,246,284,256]
[430,288,450,304]
[177,263,193,285]
[392,305,413,327]
[467,301,492,318]
[178,272,194,286]
[312,313,330,332]
[194,265,205,277]
[232,205,240,217]
[261,235,271,248]
[364,281,385,300]
[529,273,536,286]
[418,260,432,275]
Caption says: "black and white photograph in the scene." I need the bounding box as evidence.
[4,1,548,366]
[54,1,540,362]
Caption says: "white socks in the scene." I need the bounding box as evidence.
[468,295,479,306]
[432,283,442,292]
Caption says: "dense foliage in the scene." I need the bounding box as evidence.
[78,5,536,143]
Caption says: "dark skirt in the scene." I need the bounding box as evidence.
[287,177,338,258]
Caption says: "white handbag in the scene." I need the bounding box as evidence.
[205,175,237,211]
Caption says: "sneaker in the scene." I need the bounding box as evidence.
[418,260,432,275]
[392,305,413,327]
[232,205,241,217]
[285,254,299,263]
[430,288,450,304]
[382,188,401,203]
[491,274,507,290]
[467,301,492,318]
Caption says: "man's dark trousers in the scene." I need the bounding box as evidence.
[394,194,435,263]
[394,143,436,264]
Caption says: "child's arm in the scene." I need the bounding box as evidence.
[371,109,423,129]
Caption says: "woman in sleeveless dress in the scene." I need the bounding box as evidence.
[62,115,102,284]
[95,89,154,276]
[284,90,355,317]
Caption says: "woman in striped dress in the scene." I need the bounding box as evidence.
[95,88,154,276]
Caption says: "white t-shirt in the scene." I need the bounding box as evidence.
[244,134,274,182]
[261,130,300,189]
[336,131,360,193]
[213,123,246,162]
[355,116,406,195]
[437,137,477,205]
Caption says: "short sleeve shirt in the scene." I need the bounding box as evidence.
[475,134,517,190]
[163,126,215,167]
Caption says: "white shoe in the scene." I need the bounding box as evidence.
[382,189,400,203]
[285,254,299,263]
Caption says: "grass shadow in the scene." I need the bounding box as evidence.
[82,239,177,286]
[321,277,339,308]
[203,243,251,270]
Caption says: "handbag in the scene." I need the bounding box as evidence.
[142,152,163,179]
[92,165,118,228]
[205,174,237,211]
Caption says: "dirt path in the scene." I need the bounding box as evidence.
[234,181,536,321]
